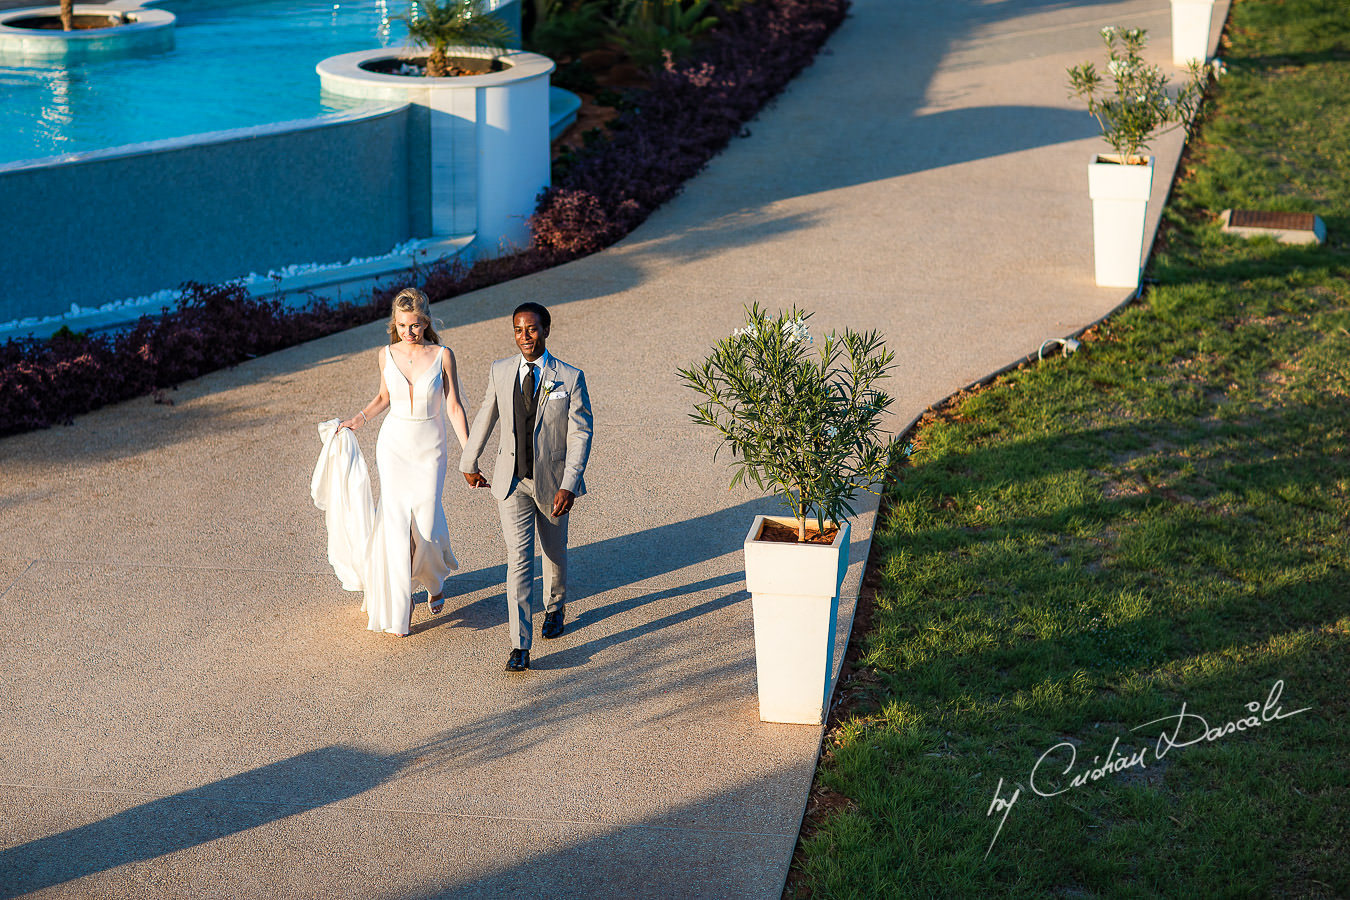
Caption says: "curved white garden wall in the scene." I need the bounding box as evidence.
[0,105,412,323]
[318,48,554,256]
[0,5,175,63]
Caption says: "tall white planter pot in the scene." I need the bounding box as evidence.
[1170,0,1218,66]
[317,47,553,257]
[1088,154,1154,289]
[743,515,851,725]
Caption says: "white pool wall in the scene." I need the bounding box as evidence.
[0,104,414,323]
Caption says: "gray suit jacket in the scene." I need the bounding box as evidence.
[460,354,593,515]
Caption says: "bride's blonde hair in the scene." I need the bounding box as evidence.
[387,288,443,345]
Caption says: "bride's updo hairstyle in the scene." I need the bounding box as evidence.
[387,288,443,345]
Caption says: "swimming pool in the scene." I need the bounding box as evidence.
[0,0,558,335]
[0,0,413,164]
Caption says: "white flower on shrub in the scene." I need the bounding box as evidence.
[782,316,813,346]
[681,303,898,542]
[1068,26,1209,161]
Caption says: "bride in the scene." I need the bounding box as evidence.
[339,288,471,636]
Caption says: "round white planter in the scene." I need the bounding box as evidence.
[743,515,851,725]
[1088,154,1154,289]
[0,4,174,62]
[317,47,554,256]
[1170,0,1218,66]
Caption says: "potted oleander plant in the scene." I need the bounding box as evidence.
[678,303,898,724]
[1068,26,1208,287]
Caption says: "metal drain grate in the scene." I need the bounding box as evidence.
[1221,209,1326,245]
[1228,210,1318,231]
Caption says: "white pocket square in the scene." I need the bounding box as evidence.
[546,390,568,400]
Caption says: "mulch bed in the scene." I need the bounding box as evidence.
[9,13,123,29]
[359,55,504,76]
[757,518,841,544]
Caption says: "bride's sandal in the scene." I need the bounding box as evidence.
[429,592,445,615]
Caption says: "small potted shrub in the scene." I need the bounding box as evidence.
[678,304,898,724]
[1068,26,1207,288]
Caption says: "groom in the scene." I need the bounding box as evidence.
[461,302,593,672]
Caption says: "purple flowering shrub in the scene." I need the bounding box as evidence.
[0,0,848,437]
[0,283,378,436]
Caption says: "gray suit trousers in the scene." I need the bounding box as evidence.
[498,476,567,651]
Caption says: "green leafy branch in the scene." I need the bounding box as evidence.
[678,304,899,541]
[1067,26,1212,162]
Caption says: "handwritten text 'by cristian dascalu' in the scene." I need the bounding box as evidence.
[984,679,1311,858]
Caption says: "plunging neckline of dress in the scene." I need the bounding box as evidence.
[388,345,440,386]
[388,346,442,407]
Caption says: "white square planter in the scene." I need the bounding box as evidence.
[744,515,851,725]
[1170,0,1218,66]
[1088,154,1154,289]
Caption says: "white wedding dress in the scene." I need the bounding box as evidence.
[363,345,459,634]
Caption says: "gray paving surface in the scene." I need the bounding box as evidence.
[0,0,1225,896]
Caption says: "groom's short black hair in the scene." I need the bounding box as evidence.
[513,301,550,332]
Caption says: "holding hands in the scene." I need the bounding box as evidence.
[461,476,573,517]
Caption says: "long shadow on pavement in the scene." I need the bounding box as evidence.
[429,496,868,642]
[0,746,403,898]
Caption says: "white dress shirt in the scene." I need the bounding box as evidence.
[518,350,551,395]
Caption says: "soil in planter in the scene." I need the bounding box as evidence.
[360,55,506,77]
[757,519,841,545]
[10,14,126,29]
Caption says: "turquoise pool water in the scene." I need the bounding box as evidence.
[0,0,409,165]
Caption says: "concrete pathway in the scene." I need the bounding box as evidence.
[0,0,1225,896]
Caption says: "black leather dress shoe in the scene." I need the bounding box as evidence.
[542,607,566,640]
[505,649,530,672]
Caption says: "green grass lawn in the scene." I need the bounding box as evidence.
[791,1,1350,896]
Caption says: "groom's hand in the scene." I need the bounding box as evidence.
[464,472,490,489]
[552,489,575,518]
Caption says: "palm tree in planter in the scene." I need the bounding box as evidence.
[398,0,517,77]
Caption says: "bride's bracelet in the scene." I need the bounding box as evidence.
[355,411,367,426]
